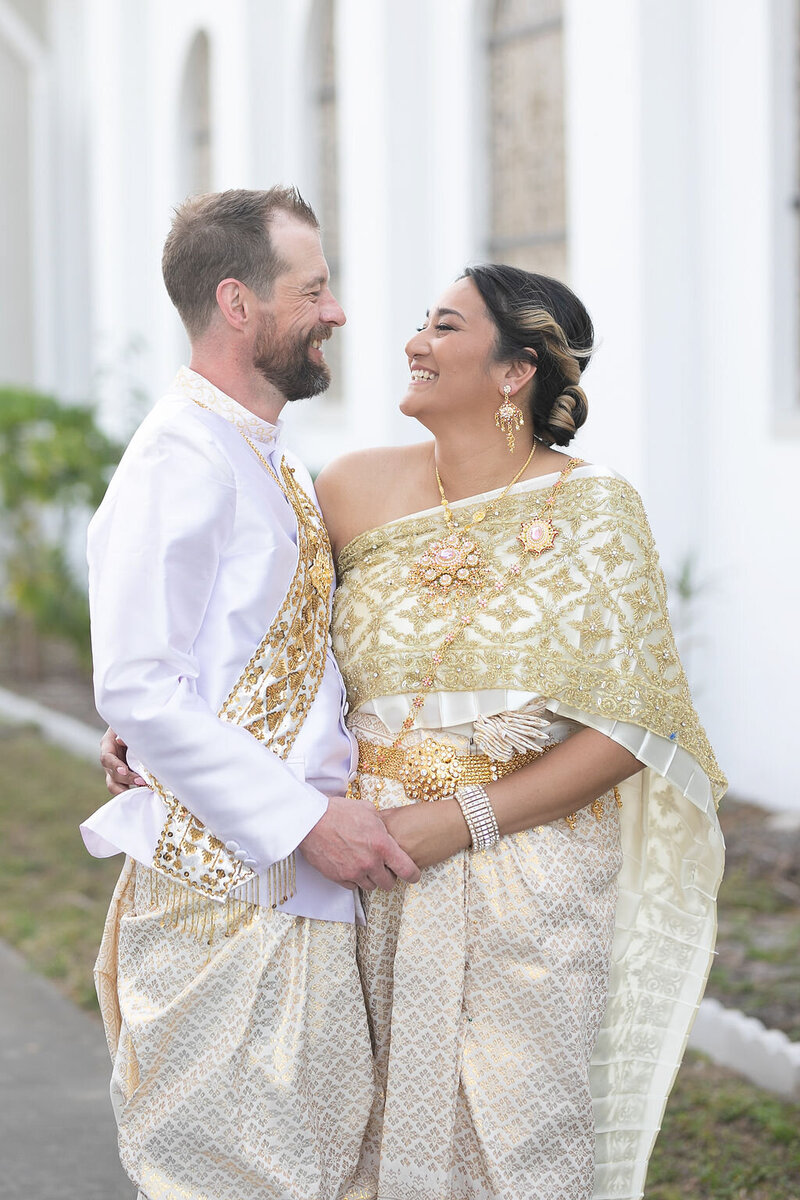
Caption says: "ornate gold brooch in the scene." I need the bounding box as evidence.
[516,456,583,559]
[517,517,559,557]
[397,738,463,802]
[410,532,485,598]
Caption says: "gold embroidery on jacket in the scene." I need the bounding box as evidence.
[148,457,333,924]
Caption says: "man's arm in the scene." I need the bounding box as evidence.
[91,417,419,890]
[98,727,419,891]
[89,420,330,870]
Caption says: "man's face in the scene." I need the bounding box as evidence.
[252,215,345,402]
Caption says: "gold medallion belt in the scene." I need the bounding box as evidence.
[356,736,556,803]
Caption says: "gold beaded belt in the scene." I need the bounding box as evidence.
[356,736,555,802]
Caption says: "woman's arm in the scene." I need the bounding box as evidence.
[380,727,641,870]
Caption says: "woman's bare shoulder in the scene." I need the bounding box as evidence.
[317,441,433,554]
[318,441,428,487]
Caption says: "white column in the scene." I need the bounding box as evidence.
[85,0,127,425]
[637,0,706,572]
[563,0,645,482]
[431,1,484,292]
[335,0,393,449]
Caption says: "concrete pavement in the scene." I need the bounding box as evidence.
[0,940,133,1199]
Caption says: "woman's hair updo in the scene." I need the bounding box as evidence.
[463,264,595,446]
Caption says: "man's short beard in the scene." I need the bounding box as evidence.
[253,313,331,403]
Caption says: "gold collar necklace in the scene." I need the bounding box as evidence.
[411,441,536,600]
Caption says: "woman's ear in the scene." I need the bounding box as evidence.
[501,349,538,394]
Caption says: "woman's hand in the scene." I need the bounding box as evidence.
[376,727,642,873]
[100,727,146,795]
[380,799,470,871]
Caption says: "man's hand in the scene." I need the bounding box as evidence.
[100,727,146,795]
[300,795,421,892]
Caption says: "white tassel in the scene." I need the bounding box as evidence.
[472,699,552,761]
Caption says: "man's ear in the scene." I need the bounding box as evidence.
[216,278,249,331]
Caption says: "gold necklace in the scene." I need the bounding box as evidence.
[411,441,536,601]
[517,456,583,556]
[355,453,582,809]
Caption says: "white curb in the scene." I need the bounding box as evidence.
[0,685,100,763]
[689,996,800,1100]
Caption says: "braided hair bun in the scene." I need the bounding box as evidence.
[463,265,594,446]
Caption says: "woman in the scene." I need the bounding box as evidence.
[315,264,725,1200]
[103,265,725,1200]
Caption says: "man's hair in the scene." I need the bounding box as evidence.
[162,186,319,339]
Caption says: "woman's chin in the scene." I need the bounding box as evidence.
[398,390,420,417]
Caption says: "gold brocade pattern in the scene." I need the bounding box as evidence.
[345,732,623,1200]
[96,859,374,1200]
[333,473,726,803]
[148,456,333,909]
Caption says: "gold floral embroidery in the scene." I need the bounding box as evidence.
[332,474,726,804]
[172,365,281,446]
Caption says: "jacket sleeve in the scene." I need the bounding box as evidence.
[87,417,328,870]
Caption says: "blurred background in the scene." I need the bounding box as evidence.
[0,0,798,808]
[1,5,799,1195]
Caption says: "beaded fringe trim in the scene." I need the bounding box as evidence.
[150,853,296,945]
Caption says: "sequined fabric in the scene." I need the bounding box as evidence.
[95,859,375,1200]
[345,723,622,1200]
[332,470,726,802]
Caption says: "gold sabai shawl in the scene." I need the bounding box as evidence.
[333,467,725,803]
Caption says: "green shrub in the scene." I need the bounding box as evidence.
[0,387,122,669]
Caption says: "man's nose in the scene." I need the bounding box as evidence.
[321,290,346,327]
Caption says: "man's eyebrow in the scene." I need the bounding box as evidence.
[304,274,328,289]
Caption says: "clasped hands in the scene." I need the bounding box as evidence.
[99,728,429,893]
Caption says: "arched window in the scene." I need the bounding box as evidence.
[307,0,342,403]
[178,30,212,197]
[487,0,567,279]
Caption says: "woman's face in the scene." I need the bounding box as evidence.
[400,277,509,426]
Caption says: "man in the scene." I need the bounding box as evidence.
[81,187,419,1200]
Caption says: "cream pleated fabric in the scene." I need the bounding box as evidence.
[95,859,375,1200]
[344,719,623,1200]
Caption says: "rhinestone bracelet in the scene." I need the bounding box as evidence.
[455,784,501,852]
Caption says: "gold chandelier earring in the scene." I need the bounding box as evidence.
[494,385,525,453]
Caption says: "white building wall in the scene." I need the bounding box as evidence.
[568,0,800,810]
[0,19,35,388]
[694,0,800,809]
[282,0,485,460]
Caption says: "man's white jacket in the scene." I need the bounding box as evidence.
[81,366,359,922]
